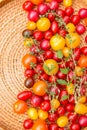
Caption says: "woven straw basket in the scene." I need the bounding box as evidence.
[0,0,87,130]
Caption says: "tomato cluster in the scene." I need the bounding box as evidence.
[14,0,87,130]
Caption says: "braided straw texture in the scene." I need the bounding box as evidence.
[0,0,87,130]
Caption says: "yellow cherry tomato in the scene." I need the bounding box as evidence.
[50,34,66,51]
[37,17,51,32]
[63,0,72,7]
[78,96,86,103]
[43,59,59,75]
[28,108,38,120]
[66,33,80,49]
[27,21,36,30]
[38,109,48,120]
[66,23,75,33]
[57,116,68,127]
[24,38,34,47]
[51,99,60,110]
[74,103,87,114]
[66,83,74,95]
[75,66,83,76]
[62,47,71,57]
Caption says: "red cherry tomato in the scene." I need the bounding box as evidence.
[48,113,58,122]
[57,106,65,116]
[28,10,39,22]
[66,103,74,112]
[59,90,68,105]
[24,68,34,78]
[76,24,86,34]
[49,123,58,130]
[50,0,59,10]
[40,73,49,81]
[33,31,43,41]
[80,46,87,55]
[44,30,53,40]
[66,60,75,70]
[40,39,50,51]
[57,9,65,17]
[17,91,32,101]
[70,123,80,130]
[63,16,70,24]
[38,3,49,15]
[69,95,75,104]
[78,115,87,127]
[74,47,81,60]
[30,95,42,107]
[48,13,55,21]
[22,1,33,11]
[45,50,53,59]
[23,119,33,129]
[78,8,87,19]
[71,15,80,25]
[40,100,51,111]
[68,112,78,123]
[65,6,74,16]
[58,29,67,37]
[57,71,66,79]
[51,21,59,34]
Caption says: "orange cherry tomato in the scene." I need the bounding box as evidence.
[30,0,44,5]
[32,119,48,130]
[78,55,87,68]
[32,80,48,96]
[13,100,27,114]
[22,54,37,68]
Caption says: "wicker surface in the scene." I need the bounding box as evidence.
[0,0,87,130]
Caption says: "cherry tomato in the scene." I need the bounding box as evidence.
[22,1,33,11]
[23,119,33,129]
[57,116,68,127]
[78,8,87,19]
[30,95,42,107]
[63,0,72,7]
[24,68,34,78]
[33,31,43,41]
[57,71,66,79]
[57,106,65,116]
[78,115,87,127]
[22,29,33,38]
[50,0,59,10]
[65,6,74,16]
[45,50,53,59]
[75,66,83,76]
[74,47,81,60]
[66,103,74,112]
[78,96,86,103]
[24,38,34,47]
[48,13,55,22]
[80,46,87,55]
[30,0,43,5]
[48,113,58,122]
[38,3,49,15]
[66,23,75,33]
[40,39,50,51]
[57,9,65,17]
[51,99,60,110]
[17,91,32,101]
[40,73,49,81]
[58,29,67,37]
[44,30,53,40]
[49,75,57,83]
[69,95,75,104]
[40,100,51,111]
[68,112,78,123]
[62,47,71,57]
[74,103,87,114]
[33,80,48,96]
[66,83,75,95]
[50,86,60,95]
[76,24,86,34]
[28,10,39,22]
[71,15,80,25]
[22,54,37,68]
[38,109,48,120]
[66,33,80,49]
[13,100,27,114]
[35,64,43,74]
[32,119,48,130]
[43,59,59,75]
[63,16,70,24]
[37,17,51,32]
[51,21,59,34]
[43,94,49,101]
[70,123,80,130]
[27,21,36,30]
[28,108,38,120]
[24,77,34,88]
[66,60,75,70]
[50,34,65,51]
[78,55,87,68]
[59,90,68,105]
[49,123,58,130]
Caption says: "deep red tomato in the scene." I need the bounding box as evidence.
[57,0,63,2]
[68,112,78,123]
[34,64,43,74]
[37,54,45,63]
[78,115,87,127]
[51,21,59,34]
[63,16,70,24]
[59,90,68,105]
[40,73,49,80]
[66,60,75,70]
[76,24,86,34]
[74,47,81,60]
[40,100,51,111]
[67,70,74,82]
[22,1,33,11]
[71,15,80,25]
[66,103,74,112]
[45,50,53,59]
[24,68,34,78]
[23,119,33,129]
[48,13,55,21]
[70,123,80,130]
[17,91,32,101]
[50,86,60,95]
[53,52,62,62]
[38,3,49,15]
[28,10,39,22]
[40,39,50,51]
[57,71,66,79]
[30,95,42,107]
[57,9,65,17]
[33,31,43,41]
[44,30,53,40]
[49,123,58,130]
[50,0,59,10]
[58,29,67,37]
[78,8,87,19]
[65,6,74,16]
[57,106,65,116]
[49,75,57,82]
[80,46,87,55]
[69,95,75,104]
[30,45,39,54]
[48,113,58,122]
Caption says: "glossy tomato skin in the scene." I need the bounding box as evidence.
[32,119,48,130]
[49,123,58,130]
[71,15,80,25]
[30,95,42,107]
[57,106,65,116]
[58,29,67,37]
[66,60,75,70]
[40,100,51,111]
[24,77,34,88]
[44,30,53,40]
[24,68,34,78]
[74,47,81,60]
[63,16,70,24]
[78,115,87,127]
[28,10,39,22]
[51,21,59,34]
[48,13,55,22]
[33,31,43,41]
[38,3,49,15]
[66,103,74,112]
[69,95,75,104]
[78,55,87,68]
[40,73,49,81]
[17,91,32,101]
[57,71,66,79]
[57,9,65,17]
[23,1,33,11]
[76,24,86,34]
[48,113,58,122]
[50,0,59,10]
[78,8,87,19]
[59,90,68,105]
[65,6,74,16]
[23,119,33,129]
[68,112,78,123]
[45,50,53,59]
[40,39,50,51]
[22,54,37,68]
[13,100,27,114]
[70,123,80,130]
[80,46,87,55]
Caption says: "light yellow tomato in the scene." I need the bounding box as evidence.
[78,96,86,103]
[50,34,66,51]
[62,47,71,57]
[27,21,36,30]
[66,33,80,49]
[43,59,59,75]
[63,0,72,7]
[66,83,74,95]
[75,66,83,76]
[37,17,51,32]
[38,109,48,120]
[74,103,87,114]
[57,116,68,127]
[51,99,60,110]
[28,108,38,120]
[66,23,75,33]
[24,38,34,47]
